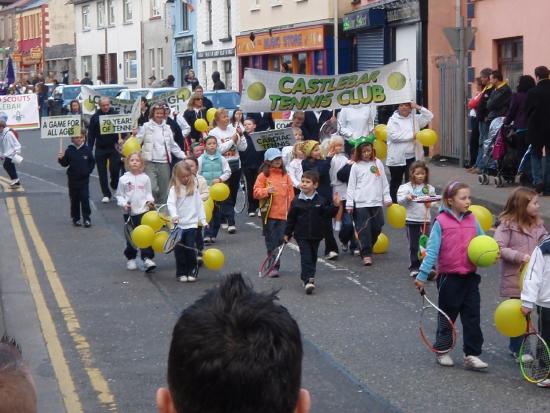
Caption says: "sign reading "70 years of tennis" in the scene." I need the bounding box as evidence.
[240,59,412,113]
[99,114,134,134]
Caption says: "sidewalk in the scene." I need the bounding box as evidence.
[427,158,550,227]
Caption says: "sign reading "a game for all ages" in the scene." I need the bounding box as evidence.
[40,115,81,139]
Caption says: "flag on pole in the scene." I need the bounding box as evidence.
[5,56,15,85]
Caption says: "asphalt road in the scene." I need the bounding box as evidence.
[0,129,548,412]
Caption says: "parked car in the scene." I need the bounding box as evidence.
[77,84,128,113]
[203,90,240,112]
[48,85,82,115]
[146,87,177,100]
[116,88,149,101]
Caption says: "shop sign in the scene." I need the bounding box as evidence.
[175,36,193,54]
[236,26,324,56]
[22,55,41,65]
[30,46,42,59]
[241,59,412,112]
[196,48,235,59]
[11,52,22,62]
[343,8,385,32]
[385,0,420,24]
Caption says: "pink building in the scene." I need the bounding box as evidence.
[470,0,549,88]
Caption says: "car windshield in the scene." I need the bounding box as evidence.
[151,89,176,97]
[97,87,126,98]
[63,87,81,100]
[130,90,148,100]
[205,93,240,109]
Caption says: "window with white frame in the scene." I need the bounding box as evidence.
[124,51,137,81]
[7,16,12,40]
[151,0,161,17]
[149,48,155,77]
[226,0,231,38]
[81,56,92,78]
[181,2,189,31]
[0,18,4,42]
[97,2,105,27]
[271,0,282,6]
[202,61,207,89]
[82,5,90,30]
[158,48,164,80]
[251,0,260,9]
[123,0,132,22]
[206,0,212,41]
[107,0,115,25]
[223,60,232,90]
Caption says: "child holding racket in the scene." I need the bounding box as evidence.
[167,161,207,283]
[521,236,550,387]
[285,170,340,294]
[253,148,294,277]
[197,136,231,244]
[495,187,547,361]
[185,157,210,262]
[414,181,487,370]
[397,161,437,277]
[115,152,156,272]
[346,136,392,266]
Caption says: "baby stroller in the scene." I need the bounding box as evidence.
[492,124,525,187]
[477,117,503,185]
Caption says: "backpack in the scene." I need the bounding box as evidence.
[336,163,352,183]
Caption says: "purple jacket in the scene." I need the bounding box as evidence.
[494,220,547,297]
[504,92,529,129]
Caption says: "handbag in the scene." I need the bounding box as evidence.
[12,154,23,164]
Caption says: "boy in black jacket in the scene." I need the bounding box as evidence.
[58,132,95,227]
[284,170,339,294]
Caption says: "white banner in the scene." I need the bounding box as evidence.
[99,114,133,134]
[240,60,413,113]
[40,116,81,139]
[149,87,192,113]
[250,128,295,151]
[0,94,39,130]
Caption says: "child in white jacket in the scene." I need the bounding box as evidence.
[346,137,392,266]
[397,161,437,277]
[167,161,207,283]
[521,236,550,388]
[116,152,156,272]
[0,120,22,187]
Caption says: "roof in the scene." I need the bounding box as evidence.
[18,0,47,11]
[0,0,34,12]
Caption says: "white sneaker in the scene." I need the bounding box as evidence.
[257,210,261,217]
[126,259,137,271]
[304,278,315,295]
[101,196,110,203]
[353,249,361,256]
[410,270,419,278]
[325,251,338,260]
[333,221,342,231]
[518,353,534,364]
[143,258,157,273]
[536,378,550,388]
[187,276,197,282]
[227,225,236,234]
[464,355,488,370]
[178,275,188,282]
[221,223,229,230]
[248,212,255,217]
[436,353,454,367]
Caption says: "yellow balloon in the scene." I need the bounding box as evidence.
[194,118,209,133]
[206,108,217,124]
[387,204,406,229]
[519,263,527,290]
[373,233,389,254]
[494,299,527,337]
[122,137,141,158]
[469,204,493,232]
[210,183,230,202]
[416,129,438,147]
[131,225,155,249]
[152,231,169,253]
[373,139,387,160]
[203,248,225,271]
[203,201,213,223]
[204,197,214,211]
[141,211,164,232]
[467,235,499,267]
[374,124,387,142]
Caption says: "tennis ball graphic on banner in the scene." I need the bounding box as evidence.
[84,99,96,112]
[247,82,267,101]
[178,88,191,101]
[387,72,407,91]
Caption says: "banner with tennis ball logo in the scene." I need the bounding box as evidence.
[40,115,81,139]
[241,59,412,112]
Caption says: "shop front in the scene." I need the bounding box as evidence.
[236,24,351,90]
[14,45,43,80]
[174,35,195,88]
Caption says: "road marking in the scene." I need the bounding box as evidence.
[18,197,118,411]
[4,195,83,412]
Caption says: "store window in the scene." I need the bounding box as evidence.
[223,60,232,90]
[81,56,92,78]
[297,53,307,74]
[497,37,523,90]
[124,51,137,81]
[158,48,164,80]
[149,48,155,77]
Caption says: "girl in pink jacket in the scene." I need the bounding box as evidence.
[494,187,547,360]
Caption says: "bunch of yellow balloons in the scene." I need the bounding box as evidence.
[372,124,388,161]
[131,210,171,252]
[416,129,438,147]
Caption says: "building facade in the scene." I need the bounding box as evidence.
[142,0,173,86]
[45,0,76,82]
[195,0,239,91]
[172,0,196,88]
[0,0,24,77]
[236,0,353,89]
[14,0,47,81]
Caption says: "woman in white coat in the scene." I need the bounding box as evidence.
[386,102,433,202]
[0,119,22,188]
[136,103,186,204]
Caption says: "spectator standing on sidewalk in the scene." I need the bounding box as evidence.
[466,77,483,170]
[472,68,493,173]
[486,70,512,124]
[526,65,550,196]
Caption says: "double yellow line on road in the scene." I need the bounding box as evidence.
[0,176,117,412]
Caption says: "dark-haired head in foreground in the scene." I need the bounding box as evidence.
[157,273,310,413]
[0,336,37,413]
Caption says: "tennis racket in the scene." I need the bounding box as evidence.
[124,214,137,249]
[156,203,174,228]
[163,227,200,278]
[259,243,286,278]
[349,207,382,253]
[412,195,442,203]
[234,174,248,214]
[519,313,550,383]
[319,118,341,142]
[419,289,457,354]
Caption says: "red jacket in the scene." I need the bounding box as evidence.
[253,168,294,220]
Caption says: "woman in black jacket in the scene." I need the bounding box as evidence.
[183,93,207,143]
